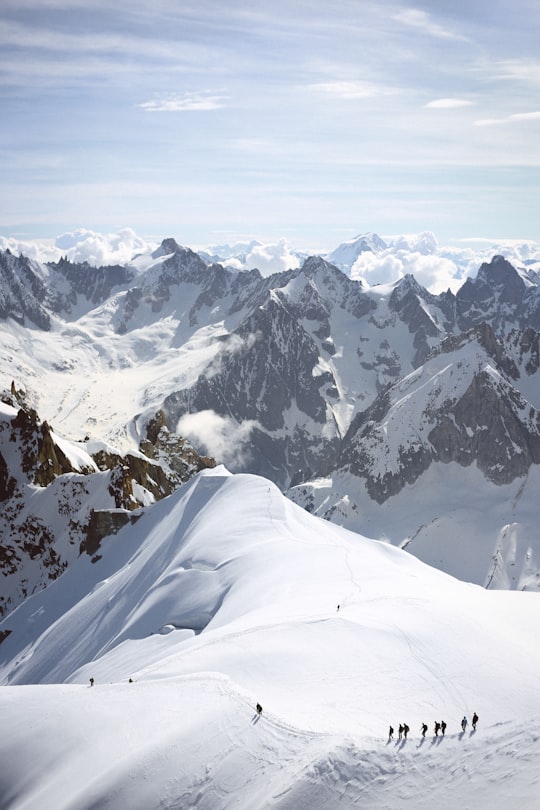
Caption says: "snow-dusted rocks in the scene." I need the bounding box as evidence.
[339,323,540,501]
[0,394,215,617]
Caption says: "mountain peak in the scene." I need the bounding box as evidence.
[477,254,526,288]
[326,232,387,273]
[152,237,182,258]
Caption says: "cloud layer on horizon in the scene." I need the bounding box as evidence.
[1,228,540,295]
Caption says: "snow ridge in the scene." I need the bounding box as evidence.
[1,467,539,809]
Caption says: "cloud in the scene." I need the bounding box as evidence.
[0,17,206,62]
[55,228,157,265]
[244,239,300,277]
[138,92,228,112]
[394,8,468,42]
[310,80,394,100]
[481,58,540,85]
[425,98,474,109]
[0,228,159,268]
[512,111,540,121]
[176,410,257,467]
[0,235,60,263]
[352,250,464,294]
[350,233,466,293]
[349,232,540,294]
[474,110,540,126]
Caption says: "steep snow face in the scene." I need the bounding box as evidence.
[0,468,539,809]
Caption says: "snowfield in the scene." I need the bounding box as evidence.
[1,467,539,809]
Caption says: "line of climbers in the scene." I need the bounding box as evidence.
[389,713,478,741]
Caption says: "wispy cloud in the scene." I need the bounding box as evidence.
[474,110,540,126]
[138,92,229,112]
[394,8,468,42]
[425,98,474,109]
[0,19,192,59]
[310,79,395,100]
[482,58,540,86]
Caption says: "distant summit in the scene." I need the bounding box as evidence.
[151,237,182,258]
[326,231,387,272]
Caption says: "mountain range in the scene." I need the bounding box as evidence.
[1,232,540,807]
[1,236,540,607]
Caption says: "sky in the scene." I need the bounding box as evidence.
[1,0,539,251]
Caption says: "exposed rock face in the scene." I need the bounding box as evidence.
[455,256,540,333]
[507,326,540,375]
[0,249,136,327]
[429,371,540,483]
[0,399,216,617]
[139,411,216,484]
[47,257,134,315]
[81,509,141,560]
[167,296,332,431]
[10,407,89,486]
[339,324,540,502]
[0,250,51,329]
[0,451,16,501]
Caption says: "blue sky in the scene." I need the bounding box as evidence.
[1,0,539,250]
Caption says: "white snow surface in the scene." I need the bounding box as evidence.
[1,467,539,809]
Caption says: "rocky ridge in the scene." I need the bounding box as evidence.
[0,387,215,617]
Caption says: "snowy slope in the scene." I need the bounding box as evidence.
[288,463,540,590]
[1,467,539,808]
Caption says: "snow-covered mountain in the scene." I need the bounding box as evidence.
[2,230,540,808]
[2,239,540,594]
[1,467,539,809]
[325,231,388,271]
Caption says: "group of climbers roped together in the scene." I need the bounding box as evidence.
[389,713,478,741]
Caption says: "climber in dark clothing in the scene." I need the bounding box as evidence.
[441,721,447,736]
[472,713,478,730]
[398,724,404,740]
[403,724,410,739]
[421,723,428,737]
[389,726,394,740]
[434,721,441,736]
[256,703,263,715]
